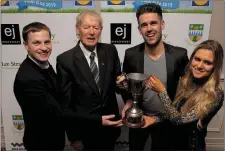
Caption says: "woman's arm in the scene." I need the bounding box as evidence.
[158,91,198,125]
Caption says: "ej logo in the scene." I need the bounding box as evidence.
[1,24,21,45]
[111,23,131,44]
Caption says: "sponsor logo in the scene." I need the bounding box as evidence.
[11,142,24,150]
[192,0,209,6]
[75,0,92,6]
[115,141,129,145]
[12,115,24,133]
[115,141,129,150]
[111,23,131,44]
[108,0,125,5]
[162,33,171,44]
[17,0,62,11]
[11,142,24,147]
[132,0,179,10]
[1,0,9,6]
[189,24,204,42]
[1,24,21,45]
[162,34,168,41]
[51,33,59,43]
[186,24,204,46]
[1,62,21,69]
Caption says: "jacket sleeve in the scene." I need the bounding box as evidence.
[13,78,74,118]
[178,49,189,77]
[158,91,224,127]
[158,91,198,125]
[113,45,122,77]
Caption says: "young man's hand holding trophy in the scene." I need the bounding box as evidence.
[116,73,156,128]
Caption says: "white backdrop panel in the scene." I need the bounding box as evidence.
[101,13,211,62]
[2,14,79,70]
[1,11,212,150]
[2,70,24,150]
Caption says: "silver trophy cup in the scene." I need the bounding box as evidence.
[124,73,148,128]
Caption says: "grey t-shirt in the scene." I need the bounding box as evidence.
[141,51,167,116]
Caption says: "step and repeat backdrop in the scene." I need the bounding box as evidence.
[1,0,213,150]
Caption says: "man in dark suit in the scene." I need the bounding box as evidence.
[13,22,72,151]
[118,3,189,151]
[56,10,123,151]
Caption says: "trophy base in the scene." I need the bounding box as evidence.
[124,119,145,128]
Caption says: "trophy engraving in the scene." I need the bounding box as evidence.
[124,73,148,128]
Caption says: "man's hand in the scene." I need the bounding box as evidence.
[142,115,157,128]
[146,75,166,93]
[121,100,133,119]
[102,114,123,127]
[70,140,84,151]
[116,74,128,90]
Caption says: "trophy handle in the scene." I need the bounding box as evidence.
[143,77,150,93]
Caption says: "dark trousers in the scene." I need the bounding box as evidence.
[129,127,152,151]
[83,139,116,151]
[83,127,121,151]
[151,121,174,151]
[27,150,63,151]
[129,121,174,151]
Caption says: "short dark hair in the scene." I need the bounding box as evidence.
[22,22,51,43]
[136,3,163,24]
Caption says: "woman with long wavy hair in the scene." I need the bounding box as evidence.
[147,40,224,151]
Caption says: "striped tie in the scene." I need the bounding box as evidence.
[90,52,100,90]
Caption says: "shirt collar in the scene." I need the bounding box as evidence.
[28,55,49,69]
[79,42,97,58]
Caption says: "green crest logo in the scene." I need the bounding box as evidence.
[12,115,24,131]
[189,24,204,42]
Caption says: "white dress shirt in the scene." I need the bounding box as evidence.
[28,55,49,69]
[79,42,99,68]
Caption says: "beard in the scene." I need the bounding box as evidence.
[144,32,162,48]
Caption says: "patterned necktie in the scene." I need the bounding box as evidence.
[90,52,100,90]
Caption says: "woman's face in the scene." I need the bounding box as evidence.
[191,49,214,79]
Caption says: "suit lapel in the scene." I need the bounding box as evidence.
[96,44,106,91]
[137,43,145,73]
[45,65,57,90]
[73,43,100,95]
[164,43,175,89]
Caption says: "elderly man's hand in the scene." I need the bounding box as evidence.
[102,115,123,127]
[116,74,128,90]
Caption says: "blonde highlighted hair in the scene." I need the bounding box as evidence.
[173,40,224,119]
